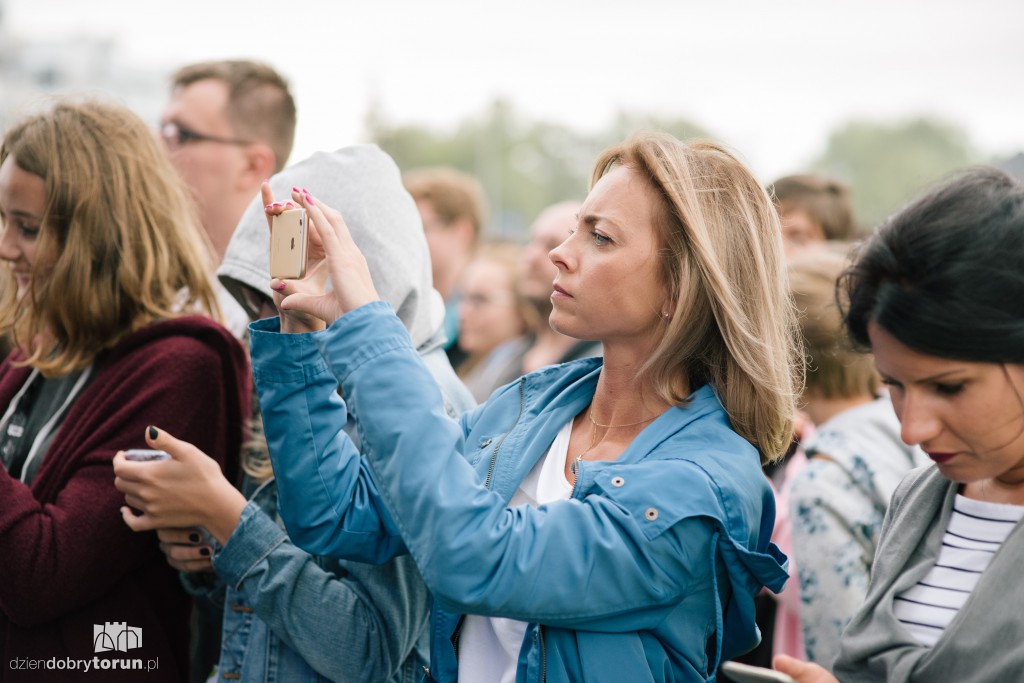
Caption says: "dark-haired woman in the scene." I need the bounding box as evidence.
[775,167,1024,682]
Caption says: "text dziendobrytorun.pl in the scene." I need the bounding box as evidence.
[8,656,159,673]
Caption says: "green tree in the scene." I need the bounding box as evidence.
[812,118,978,230]
[365,99,711,240]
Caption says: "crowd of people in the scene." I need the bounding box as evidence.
[0,57,1022,683]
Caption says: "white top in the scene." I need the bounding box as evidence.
[457,418,575,683]
[893,493,1024,646]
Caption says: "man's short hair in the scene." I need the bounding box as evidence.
[403,167,487,242]
[172,59,296,173]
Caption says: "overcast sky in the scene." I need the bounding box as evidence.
[5,0,1023,181]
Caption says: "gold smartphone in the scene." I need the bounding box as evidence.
[270,208,308,279]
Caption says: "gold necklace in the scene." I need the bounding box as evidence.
[587,410,658,430]
[570,408,657,484]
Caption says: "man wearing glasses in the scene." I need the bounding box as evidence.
[160,59,296,336]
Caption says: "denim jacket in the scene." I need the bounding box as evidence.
[250,302,788,682]
[202,478,427,683]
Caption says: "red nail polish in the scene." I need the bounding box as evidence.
[306,195,316,206]
[265,204,273,210]
[292,186,300,193]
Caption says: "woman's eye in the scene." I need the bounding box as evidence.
[934,382,965,396]
[18,223,40,239]
[880,377,903,392]
[592,231,611,246]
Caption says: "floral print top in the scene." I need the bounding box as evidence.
[787,398,930,669]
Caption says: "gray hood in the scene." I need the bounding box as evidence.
[218,144,445,350]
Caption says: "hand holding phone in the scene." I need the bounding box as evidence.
[270,208,309,279]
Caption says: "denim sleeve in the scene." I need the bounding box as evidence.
[248,316,406,562]
[311,303,725,630]
[213,500,428,682]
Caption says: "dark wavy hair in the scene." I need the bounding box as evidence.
[840,167,1024,363]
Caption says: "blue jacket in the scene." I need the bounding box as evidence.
[250,302,788,682]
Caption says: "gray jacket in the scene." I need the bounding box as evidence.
[834,465,1024,682]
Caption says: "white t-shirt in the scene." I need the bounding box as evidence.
[893,493,1024,646]
[457,418,575,683]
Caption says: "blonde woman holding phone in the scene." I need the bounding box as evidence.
[253,133,800,682]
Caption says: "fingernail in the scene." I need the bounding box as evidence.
[292,186,300,193]
[305,194,315,206]
[301,187,309,193]
[189,532,201,544]
[274,281,286,291]
[148,425,158,440]
[265,203,274,210]
[199,547,211,557]
[262,178,270,184]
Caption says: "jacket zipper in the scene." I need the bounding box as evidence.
[452,378,527,667]
[538,625,547,683]
[450,614,466,662]
[483,377,526,489]
[569,457,582,499]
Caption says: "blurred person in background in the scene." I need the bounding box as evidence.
[785,248,928,670]
[161,59,296,338]
[0,99,248,682]
[776,167,1024,682]
[404,167,487,367]
[518,200,601,373]
[456,242,536,401]
[770,174,857,261]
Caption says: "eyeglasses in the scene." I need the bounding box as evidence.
[160,121,252,150]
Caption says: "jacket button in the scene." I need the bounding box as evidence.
[611,476,625,487]
[480,438,493,448]
[645,507,659,521]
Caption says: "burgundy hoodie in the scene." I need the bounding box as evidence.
[0,315,250,682]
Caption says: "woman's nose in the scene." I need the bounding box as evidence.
[896,392,942,447]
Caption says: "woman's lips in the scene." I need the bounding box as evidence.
[926,451,957,464]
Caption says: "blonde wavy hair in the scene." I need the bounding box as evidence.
[593,133,802,461]
[0,99,220,375]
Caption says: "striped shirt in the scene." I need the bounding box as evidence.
[893,494,1024,646]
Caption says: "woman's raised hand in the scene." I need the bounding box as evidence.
[262,183,379,329]
[262,182,330,333]
[113,426,247,547]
